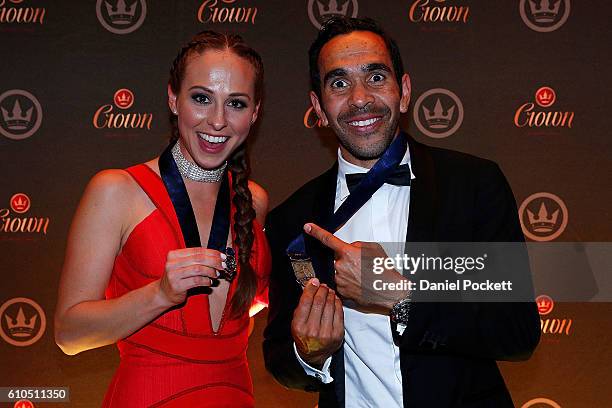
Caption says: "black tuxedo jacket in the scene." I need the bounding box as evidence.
[263,135,540,408]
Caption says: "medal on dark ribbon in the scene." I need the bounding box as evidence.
[159,141,237,282]
[286,133,409,288]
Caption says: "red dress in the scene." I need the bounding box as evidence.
[102,164,270,408]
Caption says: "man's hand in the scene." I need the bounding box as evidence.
[291,278,344,369]
[304,223,410,312]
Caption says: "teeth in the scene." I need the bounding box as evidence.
[198,133,228,144]
[348,117,380,127]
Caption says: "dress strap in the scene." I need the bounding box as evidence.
[125,164,186,248]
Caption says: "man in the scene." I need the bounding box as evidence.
[264,17,540,408]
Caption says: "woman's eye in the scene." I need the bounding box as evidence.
[331,79,349,89]
[191,94,210,104]
[228,99,247,109]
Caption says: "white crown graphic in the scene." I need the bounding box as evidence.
[1,99,33,130]
[527,202,559,232]
[116,91,132,105]
[12,196,28,212]
[5,307,37,338]
[318,0,349,17]
[105,0,137,25]
[423,98,454,129]
[537,89,554,105]
[528,0,561,23]
[537,297,553,312]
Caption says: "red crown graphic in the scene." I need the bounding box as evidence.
[113,88,134,109]
[423,98,454,129]
[318,0,349,17]
[527,202,559,233]
[10,193,31,214]
[5,307,37,338]
[1,99,33,130]
[536,295,554,315]
[105,0,137,25]
[528,0,561,23]
[535,86,556,107]
[13,401,34,408]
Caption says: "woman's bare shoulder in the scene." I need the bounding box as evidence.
[248,180,269,225]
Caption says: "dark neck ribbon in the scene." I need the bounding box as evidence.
[286,132,409,258]
[159,142,235,280]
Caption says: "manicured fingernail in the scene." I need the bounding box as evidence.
[221,253,227,260]
[221,261,227,269]
[309,278,320,287]
[304,224,311,233]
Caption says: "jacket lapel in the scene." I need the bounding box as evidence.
[305,163,339,290]
[405,135,437,243]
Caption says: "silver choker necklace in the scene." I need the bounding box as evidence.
[171,142,227,183]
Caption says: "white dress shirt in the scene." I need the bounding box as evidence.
[294,146,415,407]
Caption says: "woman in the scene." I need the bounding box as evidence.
[54,31,270,407]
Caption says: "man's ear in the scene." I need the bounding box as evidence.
[167,84,178,114]
[310,91,329,126]
[399,73,411,114]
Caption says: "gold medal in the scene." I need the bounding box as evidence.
[288,253,316,288]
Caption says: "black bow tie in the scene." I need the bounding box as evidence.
[345,163,412,194]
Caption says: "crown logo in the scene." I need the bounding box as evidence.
[5,307,37,338]
[527,202,559,232]
[1,99,33,130]
[528,0,561,23]
[105,0,137,25]
[12,196,28,212]
[423,98,455,129]
[317,0,349,17]
[536,295,554,315]
[116,91,132,105]
[537,89,554,106]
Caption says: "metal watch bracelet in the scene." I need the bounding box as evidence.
[389,294,412,325]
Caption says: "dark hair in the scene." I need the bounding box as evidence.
[308,17,405,98]
[168,31,263,319]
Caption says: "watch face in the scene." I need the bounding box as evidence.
[391,298,411,323]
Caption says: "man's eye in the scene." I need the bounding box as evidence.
[331,79,349,89]
[228,99,247,109]
[370,74,385,82]
[192,94,210,104]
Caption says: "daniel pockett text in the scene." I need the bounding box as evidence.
[360,242,538,303]
[371,253,512,294]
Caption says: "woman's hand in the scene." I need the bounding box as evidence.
[159,248,227,305]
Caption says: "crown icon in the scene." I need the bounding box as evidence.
[1,99,33,130]
[116,91,132,105]
[527,202,559,233]
[12,196,28,212]
[5,307,37,338]
[423,98,455,129]
[536,295,554,314]
[528,0,561,23]
[318,0,349,17]
[537,90,554,106]
[105,0,137,25]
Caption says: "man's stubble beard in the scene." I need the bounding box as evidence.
[328,107,400,162]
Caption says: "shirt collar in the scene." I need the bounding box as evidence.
[336,143,415,202]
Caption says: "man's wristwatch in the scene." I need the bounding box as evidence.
[389,294,412,325]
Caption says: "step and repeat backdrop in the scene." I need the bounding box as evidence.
[1,1,611,407]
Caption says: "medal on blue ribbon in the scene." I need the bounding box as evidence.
[159,142,236,282]
[286,133,409,287]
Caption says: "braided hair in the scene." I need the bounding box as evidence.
[168,31,264,318]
